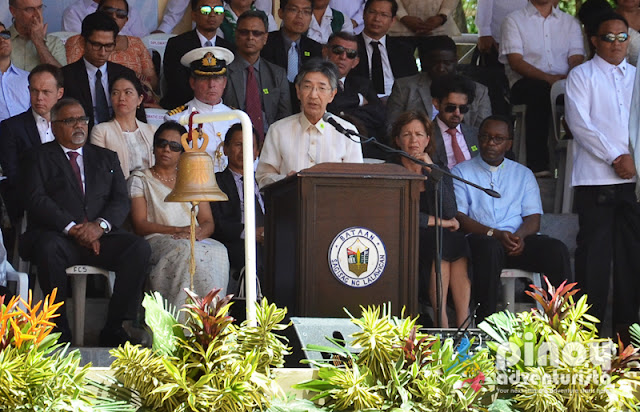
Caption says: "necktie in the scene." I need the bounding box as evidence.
[446,128,466,165]
[338,79,344,92]
[67,151,84,195]
[287,41,298,82]
[94,69,110,124]
[204,40,212,47]
[245,65,264,142]
[370,41,384,94]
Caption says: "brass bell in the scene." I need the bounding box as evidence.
[165,129,229,203]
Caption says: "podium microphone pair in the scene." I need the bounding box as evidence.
[321,113,501,199]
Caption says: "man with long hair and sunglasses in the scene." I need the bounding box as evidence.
[568,12,640,340]
[62,0,147,38]
[162,0,235,109]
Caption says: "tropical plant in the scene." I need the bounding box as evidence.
[108,289,291,411]
[294,305,493,411]
[478,277,640,411]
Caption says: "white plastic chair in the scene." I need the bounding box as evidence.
[145,108,168,127]
[512,105,527,165]
[49,31,79,45]
[141,33,176,69]
[549,80,574,213]
[500,269,544,313]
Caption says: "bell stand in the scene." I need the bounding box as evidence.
[177,110,258,326]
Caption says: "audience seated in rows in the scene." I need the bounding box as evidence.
[219,0,277,45]
[165,46,237,172]
[307,0,353,44]
[62,12,146,130]
[223,10,291,143]
[63,0,148,38]
[0,21,30,123]
[128,121,229,312]
[19,98,151,346]
[162,0,234,109]
[66,0,160,107]
[256,59,363,187]
[90,72,156,179]
[452,115,572,321]
[389,111,470,327]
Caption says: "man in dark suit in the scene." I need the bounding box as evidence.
[61,12,145,130]
[162,0,235,109]
[323,31,387,155]
[0,64,64,222]
[19,98,150,346]
[212,123,265,287]
[430,74,480,169]
[223,10,291,142]
[350,0,418,101]
[260,0,323,111]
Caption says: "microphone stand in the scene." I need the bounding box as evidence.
[323,115,499,328]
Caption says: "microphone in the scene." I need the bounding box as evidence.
[484,188,501,198]
[322,112,352,135]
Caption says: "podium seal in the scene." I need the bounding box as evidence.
[328,227,387,288]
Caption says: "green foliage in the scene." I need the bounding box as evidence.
[108,288,291,411]
[294,305,493,411]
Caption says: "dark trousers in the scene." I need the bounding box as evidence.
[510,78,552,172]
[31,230,150,340]
[467,233,571,321]
[574,184,640,330]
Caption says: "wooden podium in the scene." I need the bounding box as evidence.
[262,163,423,318]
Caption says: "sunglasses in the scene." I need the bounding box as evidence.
[154,138,184,152]
[100,6,128,19]
[478,134,511,144]
[199,5,225,16]
[330,45,358,59]
[0,30,10,40]
[236,28,266,37]
[444,104,469,114]
[599,32,629,43]
[52,116,90,126]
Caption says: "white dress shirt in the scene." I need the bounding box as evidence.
[307,7,353,44]
[436,118,471,170]
[196,29,218,47]
[361,32,394,97]
[0,64,30,122]
[62,0,149,38]
[156,0,190,34]
[84,59,111,123]
[475,0,527,40]
[32,110,53,144]
[256,112,364,187]
[499,1,584,87]
[566,54,636,187]
[330,0,365,34]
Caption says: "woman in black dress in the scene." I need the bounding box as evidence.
[390,111,470,327]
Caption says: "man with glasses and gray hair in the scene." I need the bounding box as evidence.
[61,12,144,129]
[8,0,66,70]
[256,58,363,187]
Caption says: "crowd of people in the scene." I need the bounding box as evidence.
[0,0,638,346]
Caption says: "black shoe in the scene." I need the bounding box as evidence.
[99,326,138,347]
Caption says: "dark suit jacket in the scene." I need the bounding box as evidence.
[351,34,418,82]
[61,60,146,130]
[0,109,41,220]
[431,122,480,168]
[19,142,130,259]
[223,57,292,129]
[162,30,235,109]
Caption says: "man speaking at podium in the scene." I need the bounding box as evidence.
[256,58,363,188]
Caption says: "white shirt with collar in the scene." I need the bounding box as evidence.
[436,117,471,170]
[62,0,149,38]
[566,54,636,187]
[307,7,353,44]
[32,109,53,144]
[361,32,394,97]
[83,59,111,124]
[196,30,217,47]
[499,1,584,87]
[475,0,527,40]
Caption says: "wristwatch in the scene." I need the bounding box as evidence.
[486,228,494,237]
[97,218,110,233]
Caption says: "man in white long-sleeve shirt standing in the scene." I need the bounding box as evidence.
[565,11,640,339]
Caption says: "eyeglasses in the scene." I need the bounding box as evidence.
[154,138,184,152]
[13,4,45,13]
[330,45,358,59]
[598,32,629,43]
[0,31,10,40]
[365,10,392,19]
[198,5,224,16]
[299,83,333,94]
[53,116,90,126]
[236,28,266,38]
[86,39,116,51]
[444,104,469,114]
[100,6,128,19]
[478,134,511,144]
[284,6,312,17]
